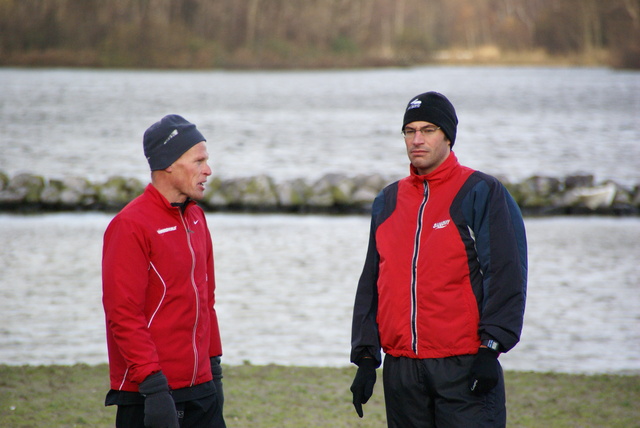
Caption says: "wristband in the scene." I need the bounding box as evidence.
[481,339,501,353]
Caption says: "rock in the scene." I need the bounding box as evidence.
[307,175,338,207]
[40,179,65,205]
[610,182,632,205]
[60,177,97,207]
[97,176,144,209]
[354,173,387,190]
[275,178,310,208]
[609,182,638,214]
[0,173,45,204]
[326,173,357,204]
[351,187,379,207]
[519,176,561,207]
[37,177,98,207]
[238,175,278,207]
[212,175,279,208]
[350,173,387,207]
[353,173,388,192]
[563,182,616,210]
[632,185,640,207]
[0,171,8,190]
[565,174,595,189]
[202,177,227,207]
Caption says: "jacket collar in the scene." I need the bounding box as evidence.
[409,151,460,186]
[144,183,196,214]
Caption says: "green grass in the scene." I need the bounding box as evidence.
[0,363,638,427]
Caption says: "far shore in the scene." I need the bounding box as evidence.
[0,46,617,70]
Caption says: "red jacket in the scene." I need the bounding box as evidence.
[102,184,222,392]
[351,153,527,364]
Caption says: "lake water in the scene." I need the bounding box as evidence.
[1,66,639,186]
[0,213,638,375]
[0,66,639,374]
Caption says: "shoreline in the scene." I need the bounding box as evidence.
[0,46,620,71]
[0,361,637,376]
[1,170,639,216]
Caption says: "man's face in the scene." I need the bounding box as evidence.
[403,121,451,175]
[168,141,212,201]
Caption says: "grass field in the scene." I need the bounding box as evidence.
[0,363,638,427]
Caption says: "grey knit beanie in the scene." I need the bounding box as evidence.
[143,114,206,170]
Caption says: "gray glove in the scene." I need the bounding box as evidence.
[139,371,179,428]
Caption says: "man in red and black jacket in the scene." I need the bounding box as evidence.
[103,115,225,428]
[350,92,527,428]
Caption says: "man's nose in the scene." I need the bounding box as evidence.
[411,133,425,144]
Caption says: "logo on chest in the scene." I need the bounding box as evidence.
[432,219,450,230]
[157,226,177,235]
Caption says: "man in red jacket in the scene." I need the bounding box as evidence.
[102,115,226,428]
[350,92,527,427]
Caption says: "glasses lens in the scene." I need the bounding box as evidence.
[421,127,438,135]
[403,127,438,139]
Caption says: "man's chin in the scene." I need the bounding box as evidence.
[411,160,429,169]
[188,191,204,201]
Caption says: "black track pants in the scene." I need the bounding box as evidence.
[382,354,506,428]
[115,392,225,428]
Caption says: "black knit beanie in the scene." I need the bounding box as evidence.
[143,114,206,171]
[402,92,458,147]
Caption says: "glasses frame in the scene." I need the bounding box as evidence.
[402,125,441,139]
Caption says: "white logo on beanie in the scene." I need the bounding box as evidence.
[162,129,179,145]
[408,99,422,110]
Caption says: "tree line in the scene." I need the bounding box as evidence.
[0,0,638,69]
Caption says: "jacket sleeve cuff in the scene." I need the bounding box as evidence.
[353,350,382,368]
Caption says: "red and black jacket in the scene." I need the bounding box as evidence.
[102,184,222,392]
[351,152,527,366]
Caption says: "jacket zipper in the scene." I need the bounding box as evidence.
[411,180,429,354]
[179,209,200,386]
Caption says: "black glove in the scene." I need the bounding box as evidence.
[350,358,377,418]
[468,348,500,395]
[211,356,225,409]
[139,371,179,428]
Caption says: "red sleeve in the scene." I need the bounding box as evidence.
[102,215,161,384]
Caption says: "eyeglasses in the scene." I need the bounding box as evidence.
[402,126,441,139]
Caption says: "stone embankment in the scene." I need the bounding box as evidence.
[1,171,639,216]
